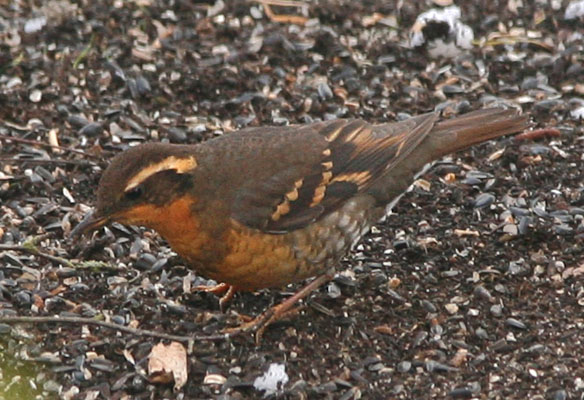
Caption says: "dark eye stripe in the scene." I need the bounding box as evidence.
[125,186,143,200]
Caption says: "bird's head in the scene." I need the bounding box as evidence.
[71,143,198,237]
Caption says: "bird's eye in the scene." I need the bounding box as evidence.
[124,186,143,201]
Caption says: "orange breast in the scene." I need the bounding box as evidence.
[217,223,303,290]
[116,196,334,290]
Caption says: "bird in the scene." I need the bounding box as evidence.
[72,107,529,342]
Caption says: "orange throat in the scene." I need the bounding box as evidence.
[116,196,212,265]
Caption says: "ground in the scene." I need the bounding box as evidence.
[0,0,583,399]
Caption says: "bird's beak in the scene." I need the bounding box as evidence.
[70,211,109,238]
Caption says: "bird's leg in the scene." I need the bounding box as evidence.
[217,285,237,312]
[192,282,237,312]
[224,271,334,344]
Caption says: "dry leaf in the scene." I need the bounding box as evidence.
[413,178,431,191]
[203,373,227,385]
[183,272,192,294]
[450,348,468,367]
[123,349,135,365]
[388,277,401,289]
[443,172,457,183]
[417,237,439,247]
[48,128,61,153]
[362,12,384,27]
[562,265,584,279]
[454,229,479,237]
[373,324,393,335]
[488,148,505,161]
[148,342,188,390]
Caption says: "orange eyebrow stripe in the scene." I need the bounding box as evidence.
[125,156,197,192]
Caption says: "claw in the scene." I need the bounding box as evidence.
[224,304,306,343]
[192,283,237,312]
[222,272,333,344]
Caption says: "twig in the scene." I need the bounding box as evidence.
[253,0,308,6]
[73,34,95,69]
[0,175,24,181]
[0,315,229,343]
[514,127,561,142]
[0,133,101,159]
[0,157,96,167]
[0,243,122,271]
[477,35,555,52]
[254,0,308,25]
[0,243,76,269]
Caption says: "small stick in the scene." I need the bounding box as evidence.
[253,0,308,7]
[514,127,561,142]
[254,0,308,25]
[0,315,229,343]
[0,243,76,269]
[0,157,95,167]
[0,134,101,159]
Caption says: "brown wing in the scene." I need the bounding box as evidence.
[231,113,439,233]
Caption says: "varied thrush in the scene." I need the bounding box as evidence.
[72,108,529,341]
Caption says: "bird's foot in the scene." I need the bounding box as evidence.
[223,304,306,344]
[222,272,333,344]
[192,282,237,312]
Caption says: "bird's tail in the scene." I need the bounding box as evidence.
[368,108,530,205]
[427,108,530,160]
